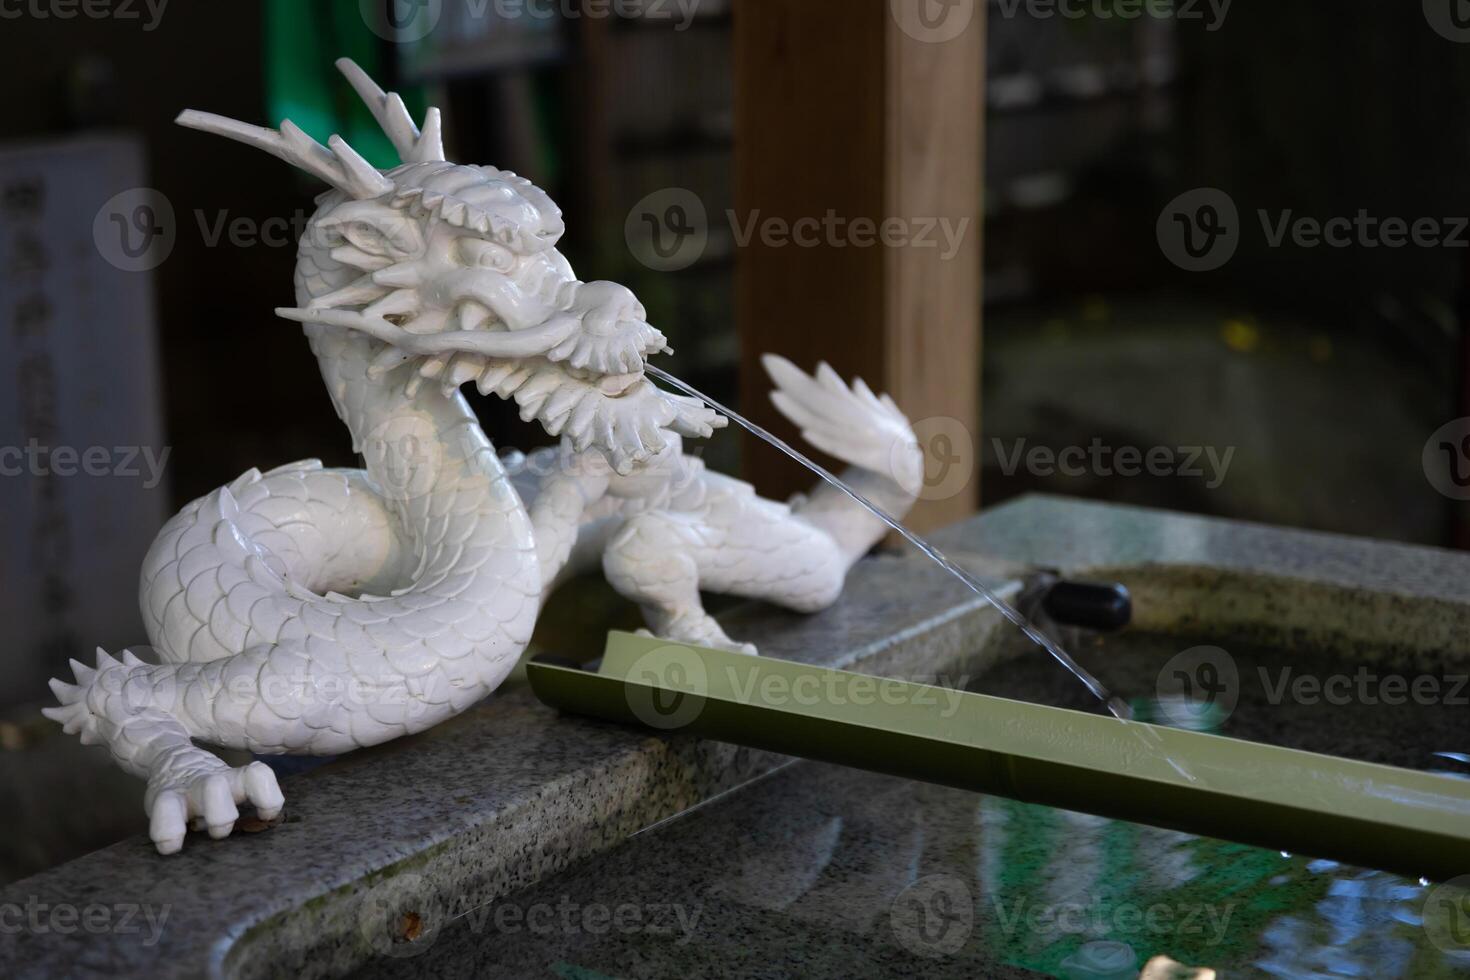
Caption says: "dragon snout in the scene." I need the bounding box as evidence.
[541,279,668,380]
[571,281,646,335]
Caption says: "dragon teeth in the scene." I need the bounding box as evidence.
[541,385,584,425]
[369,346,412,379]
[372,261,422,289]
[566,398,599,449]
[476,361,513,395]
[437,355,483,397]
[494,367,532,398]
[518,371,562,401]
[448,356,480,387]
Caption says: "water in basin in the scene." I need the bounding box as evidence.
[356,632,1470,978]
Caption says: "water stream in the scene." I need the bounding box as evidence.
[648,365,1131,721]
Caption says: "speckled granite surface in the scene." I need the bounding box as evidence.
[7,495,1470,979]
[348,756,1468,979]
[354,763,1049,980]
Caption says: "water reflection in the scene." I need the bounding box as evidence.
[358,627,1470,977]
[975,791,1463,977]
[356,760,1469,979]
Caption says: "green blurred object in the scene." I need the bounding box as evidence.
[528,632,1470,884]
[264,0,428,170]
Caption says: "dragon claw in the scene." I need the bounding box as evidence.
[633,627,757,657]
[146,760,285,855]
[149,790,188,856]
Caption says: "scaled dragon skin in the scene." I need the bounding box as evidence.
[44,60,924,854]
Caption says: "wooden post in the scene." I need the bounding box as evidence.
[734,0,984,531]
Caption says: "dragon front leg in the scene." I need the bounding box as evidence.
[598,358,923,655]
[46,648,287,855]
[601,475,849,656]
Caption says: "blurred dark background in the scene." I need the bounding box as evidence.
[2,2,1465,542]
[4,0,1470,874]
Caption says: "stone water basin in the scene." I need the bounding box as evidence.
[9,496,1470,979]
[356,626,1470,979]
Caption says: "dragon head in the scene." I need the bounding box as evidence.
[177,59,722,474]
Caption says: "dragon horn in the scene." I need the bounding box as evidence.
[336,58,446,164]
[175,109,394,200]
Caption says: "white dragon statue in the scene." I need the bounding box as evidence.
[44,60,923,855]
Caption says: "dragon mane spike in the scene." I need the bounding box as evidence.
[175,109,394,200]
[335,57,447,164]
[327,134,398,198]
[413,107,445,163]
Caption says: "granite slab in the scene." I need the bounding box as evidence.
[352,762,1050,980]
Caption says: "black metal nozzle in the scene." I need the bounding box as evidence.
[1040,579,1132,632]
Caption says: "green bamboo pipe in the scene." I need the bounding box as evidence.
[527,631,1470,882]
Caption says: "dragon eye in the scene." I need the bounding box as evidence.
[461,238,514,273]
